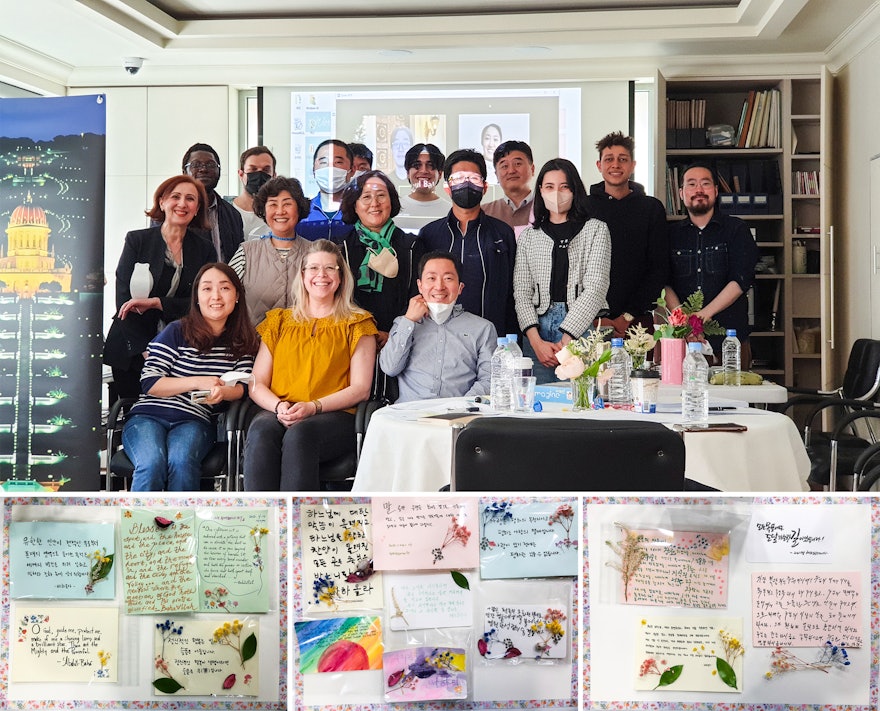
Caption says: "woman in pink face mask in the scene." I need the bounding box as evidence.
[512,158,612,384]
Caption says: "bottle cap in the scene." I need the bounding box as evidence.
[611,337,624,347]
[496,336,507,346]
[726,329,737,337]
[506,333,519,344]
[688,342,702,352]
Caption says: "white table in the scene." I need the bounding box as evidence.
[354,397,809,493]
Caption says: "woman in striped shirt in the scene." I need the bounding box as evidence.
[121,263,259,491]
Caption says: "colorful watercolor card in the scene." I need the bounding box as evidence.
[478,500,578,579]
[372,497,479,571]
[752,571,862,647]
[294,617,383,674]
[480,603,569,661]
[383,572,473,630]
[9,521,116,599]
[120,508,198,614]
[196,508,271,613]
[11,605,118,682]
[607,525,729,608]
[153,616,259,696]
[302,503,382,613]
[634,616,744,693]
[745,506,834,562]
[383,646,467,701]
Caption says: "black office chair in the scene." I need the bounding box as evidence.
[451,418,686,491]
[778,339,880,490]
[104,398,235,491]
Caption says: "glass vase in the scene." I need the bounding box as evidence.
[571,375,598,412]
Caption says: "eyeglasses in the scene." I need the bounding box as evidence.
[185,160,219,172]
[447,172,485,187]
[303,264,341,275]
[357,191,390,203]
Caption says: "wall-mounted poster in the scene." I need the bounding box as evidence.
[0,94,106,491]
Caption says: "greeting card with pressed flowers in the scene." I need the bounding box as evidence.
[634,616,744,692]
[480,603,570,662]
[301,503,382,613]
[605,523,730,608]
[383,646,467,701]
[196,507,272,613]
[11,605,118,683]
[382,571,473,631]
[152,616,259,696]
[9,520,116,599]
[479,500,578,579]
[371,497,479,572]
[294,616,383,674]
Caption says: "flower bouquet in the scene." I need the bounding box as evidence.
[653,288,726,342]
[555,328,612,410]
[623,323,654,370]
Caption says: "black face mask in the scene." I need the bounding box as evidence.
[245,171,272,195]
[450,182,484,209]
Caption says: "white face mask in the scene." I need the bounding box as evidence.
[314,166,349,194]
[426,301,454,324]
[542,190,573,215]
[351,170,367,181]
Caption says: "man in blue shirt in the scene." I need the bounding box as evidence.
[666,163,759,363]
[297,139,355,243]
[380,251,497,402]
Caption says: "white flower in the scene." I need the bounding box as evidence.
[555,345,575,365]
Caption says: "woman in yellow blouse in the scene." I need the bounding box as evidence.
[243,239,378,490]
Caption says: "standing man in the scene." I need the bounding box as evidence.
[380,252,496,402]
[586,131,669,337]
[482,140,535,238]
[297,139,355,243]
[182,142,244,262]
[233,146,276,240]
[665,162,759,362]
[395,143,451,234]
[419,149,517,338]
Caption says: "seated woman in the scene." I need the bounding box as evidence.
[121,263,258,491]
[514,158,611,383]
[339,170,423,348]
[243,240,378,491]
[103,174,216,400]
[228,176,312,326]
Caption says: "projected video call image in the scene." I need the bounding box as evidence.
[459,113,530,184]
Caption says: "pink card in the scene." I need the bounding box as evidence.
[608,526,729,608]
[372,497,479,571]
[751,571,863,647]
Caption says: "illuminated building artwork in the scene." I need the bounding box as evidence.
[0,94,106,489]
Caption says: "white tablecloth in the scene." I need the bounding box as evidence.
[354,397,809,493]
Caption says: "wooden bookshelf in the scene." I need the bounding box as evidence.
[656,71,833,389]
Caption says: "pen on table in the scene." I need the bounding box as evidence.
[709,406,737,411]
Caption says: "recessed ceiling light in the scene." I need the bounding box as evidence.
[379,49,413,58]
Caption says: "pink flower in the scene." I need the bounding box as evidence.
[688,314,704,336]
[668,307,688,327]
[555,357,586,380]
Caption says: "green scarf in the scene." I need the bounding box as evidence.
[355,220,395,292]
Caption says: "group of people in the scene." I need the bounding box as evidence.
[103,130,758,493]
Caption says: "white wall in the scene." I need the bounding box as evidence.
[833,29,880,374]
[68,86,232,332]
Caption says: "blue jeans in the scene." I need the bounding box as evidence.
[122,414,215,491]
[522,302,569,384]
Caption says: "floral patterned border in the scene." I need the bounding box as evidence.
[582,495,879,711]
[292,495,580,710]
[0,495,288,710]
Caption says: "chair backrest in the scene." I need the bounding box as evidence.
[841,339,880,400]
[452,418,685,491]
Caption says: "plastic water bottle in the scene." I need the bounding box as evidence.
[506,333,523,360]
[607,338,633,406]
[721,329,741,386]
[682,342,709,427]
[490,337,512,411]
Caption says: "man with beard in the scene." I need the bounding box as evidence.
[182,142,244,262]
[232,146,276,240]
[419,149,517,337]
[665,163,759,363]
